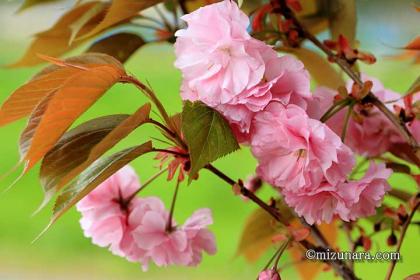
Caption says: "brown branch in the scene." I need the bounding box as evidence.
[385,201,420,280]
[205,164,358,280]
[277,1,418,154]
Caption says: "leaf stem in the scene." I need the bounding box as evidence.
[166,179,180,232]
[385,200,420,280]
[320,98,351,123]
[121,75,186,149]
[125,167,168,203]
[341,104,354,143]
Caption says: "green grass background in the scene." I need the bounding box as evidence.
[0,2,419,279]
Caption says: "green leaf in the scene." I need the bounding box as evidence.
[407,76,420,95]
[51,141,153,224]
[39,103,151,205]
[181,101,239,179]
[87,33,145,63]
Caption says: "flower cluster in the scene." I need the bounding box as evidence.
[174,0,392,224]
[76,166,216,270]
[174,0,310,142]
[250,103,391,224]
[308,75,420,157]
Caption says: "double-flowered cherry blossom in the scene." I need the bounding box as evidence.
[337,162,391,220]
[250,103,391,224]
[175,0,310,141]
[77,166,216,270]
[308,75,406,157]
[76,165,141,257]
[251,102,355,192]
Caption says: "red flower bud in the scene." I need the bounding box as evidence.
[387,231,398,246]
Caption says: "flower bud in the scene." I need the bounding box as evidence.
[387,231,398,246]
[258,268,281,280]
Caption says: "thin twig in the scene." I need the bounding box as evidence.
[205,163,357,280]
[154,5,173,31]
[320,98,351,122]
[166,180,181,231]
[385,201,420,280]
[278,1,418,153]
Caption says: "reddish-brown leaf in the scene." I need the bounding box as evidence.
[22,63,125,171]
[51,141,153,224]
[0,53,123,127]
[236,200,294,262]
[405,273,420,280]
[87,33,145,63]
[10,2,108,67]
[404,37,420,50]
[19,93,55,159]
[40,104,151,205]
[78,0,163,40]
[288,221,338,280]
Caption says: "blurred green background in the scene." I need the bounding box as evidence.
[0,0,419,279]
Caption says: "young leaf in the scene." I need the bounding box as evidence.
[407,76,420,95]
[405,273,420,280]
[17,0,61,13]
[19,93,55,159]
[51,141,153,223]
[181,101,239,178]
[404,36,420,50]
[40,104,151,204]
[236,200,294,262]
[288,221,338,280]
[290,47,345,88]
[87,33,145,63]
[0,53,123,127]
[69,2,109,45]
[10,2,107,67]
[23,63,125,171]
[78,0,164,40]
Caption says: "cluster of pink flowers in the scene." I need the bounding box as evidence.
[76,166,216,270]
[308,75,419,157]
[250,102,391,224]
[174,0,310,142]
[174,0,392,224]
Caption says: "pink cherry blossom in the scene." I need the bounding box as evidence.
[258,268,281,280]
[251,102,355,192]
[282,181,351,224]
[174,0,264,107]
[338,162,391,220]
[130,198,191,268]
[282,162,391,224]
[407,119,420,143]
[175,0,310,141]
[129,201,216,269]
[182,208,217,266]
[76,165,141,257]
[309,75,404,156]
